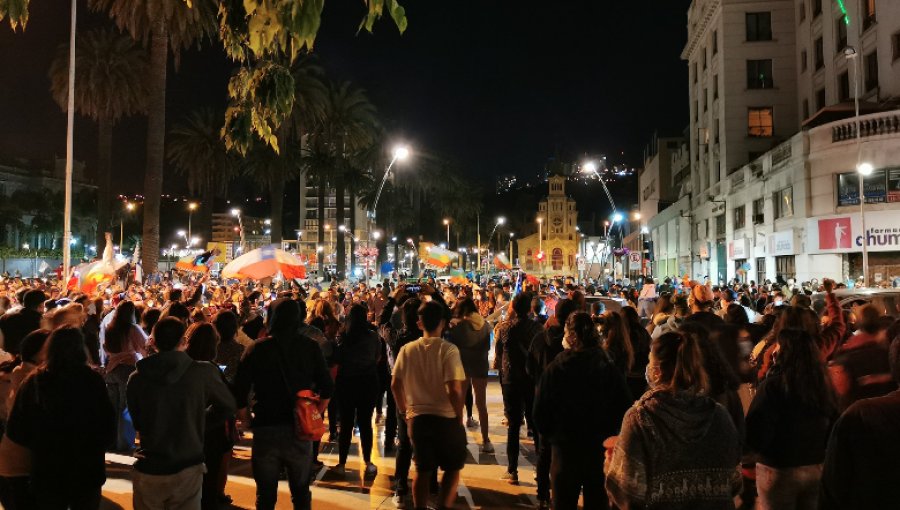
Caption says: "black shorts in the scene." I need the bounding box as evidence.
[410,414,468,472]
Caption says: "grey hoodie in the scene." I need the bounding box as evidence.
[127,350,236,475]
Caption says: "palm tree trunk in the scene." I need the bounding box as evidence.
[96,118,113,250]
[317,175,326,278]
[269,179,284,245]
[335,176,346,279]
[201,186,215,243]
[349,188,356,277]
[141,21,168,274]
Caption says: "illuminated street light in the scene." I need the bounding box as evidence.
[858,161,874,286]
[612,213,624,223]
[372,145,412,221]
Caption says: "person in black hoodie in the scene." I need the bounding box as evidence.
[127,317,236,510]
[534,312,632,510]
[6,327,115,510]
[746,328,838,510]
[332,303,381,478]
[529,298,578,509]
[233,299,333,510]
[0,289,45,356]
[493,292,544,485]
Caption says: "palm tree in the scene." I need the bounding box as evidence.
[309,81,378,278]
[48,28,149,250]
[167,108,237,242]
[88,0,218,273]
[243,140,302,245]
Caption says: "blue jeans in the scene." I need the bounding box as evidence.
[251,425,313,510]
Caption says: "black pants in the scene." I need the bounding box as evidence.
[536,433,551,501]
[501,382,534,474]
[337,375,378,465]
[551,442,607,510]
[384,374,398,446]
[465,381,474,419]
[34,486,101,510]
[394,407,413,494]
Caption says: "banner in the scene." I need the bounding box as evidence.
[628,252,642,270]
[807,211,900,253]
[207,242,228,263]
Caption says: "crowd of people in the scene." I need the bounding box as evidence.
[0,269,896,510]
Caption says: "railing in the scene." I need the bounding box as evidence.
[731,169,745,189]
[832,112,900,142]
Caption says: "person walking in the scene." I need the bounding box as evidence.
[0,290,45,356]
[234,299,333,510]
[746,328,838,510]
[127,317,236,510]
[493,292,544,484]
[447,297,493,453]
[606,330,742,509]
[391,300,467,510]
[331,304,381,477]
[533,312,632,510]
[5,327,115,510]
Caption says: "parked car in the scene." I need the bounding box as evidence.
[812,288,900,318]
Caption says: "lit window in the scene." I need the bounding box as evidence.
[748,108,774,137]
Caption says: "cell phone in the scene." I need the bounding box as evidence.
[406,285,421,295]
[218,365,227,372]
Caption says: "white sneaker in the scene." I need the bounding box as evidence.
[392,493,409,508]
[466,416,479,428]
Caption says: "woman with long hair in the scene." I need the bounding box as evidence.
[606,331,742,509]
[310,299,340,342]
[533,312,632,510]
[620,307,652,397]
[5,327,115,510]
[746,328,838,509]
[212,311,245,385]
[332,304,381,477]
[600,311,634,374]
[448,297,493,452]
[647,293,674,335]
[103,300,148,452]
[185,322,236,510]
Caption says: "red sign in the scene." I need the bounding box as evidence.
[817,217,852,250]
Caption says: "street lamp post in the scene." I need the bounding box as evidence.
[487,217,505,273]
[846,46,871,287]
[508,232,514,265]
[443,218,450,246]
[231,208,244,254]
[187,202,198,242]
[371,146,410,221]
[537,216,543,275]
[640,226,649,278]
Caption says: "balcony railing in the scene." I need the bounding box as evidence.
[832,112,900,142]
[771,141,792,167]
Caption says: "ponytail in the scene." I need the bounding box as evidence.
[653,331,709,395]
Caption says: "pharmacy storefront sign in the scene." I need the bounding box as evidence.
[806,211,900,253]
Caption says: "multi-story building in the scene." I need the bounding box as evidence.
[647,0,900,284]
[297,180,368,269]
[517,175,579,275]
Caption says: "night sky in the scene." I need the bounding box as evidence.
[0,0,692,196]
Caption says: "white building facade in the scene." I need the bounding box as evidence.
[646,0,900,285]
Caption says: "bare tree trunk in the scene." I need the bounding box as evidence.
[141,21,168,274]
[349,187,356,278]
[96,118,112,250]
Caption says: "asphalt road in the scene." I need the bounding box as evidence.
[98,380,550,510]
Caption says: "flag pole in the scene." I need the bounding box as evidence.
[62,0,77,282]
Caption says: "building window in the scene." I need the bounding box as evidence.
[734,205,746,229]
[746,12,773,41]
[798,2,806,23]
[713,75,719,99]
[865,51,879,91]
[863,0,876,31]
[893,32,900,62]
[716,215,726,237]
[702,47,707,70]
[801,49,808,72]
[757,257,766,283]
[714,121,720,144]
[551,248,563,271]
[815,37,825,70]
[694,100,699,121]
[693,62,698,83]
[748,107,774,137]
[703,89,708,111]
[813,0,822,17]
[838,71,851,101]
[816,88,826,110]
[836,17,848,53]
[803,99,810,119]
[752,198,765,224]
[773,187,793,218]
[747,59,774,88]
[775,255,796,280]
[712,30,718,54]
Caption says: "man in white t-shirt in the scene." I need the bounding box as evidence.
[391,301,467,510]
